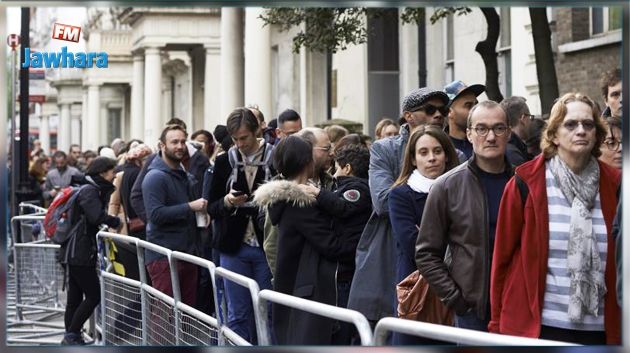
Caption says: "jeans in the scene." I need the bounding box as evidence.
[220,244,272,343]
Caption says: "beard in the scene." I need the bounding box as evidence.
[163,147,185,163]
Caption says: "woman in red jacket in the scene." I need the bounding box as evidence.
[489,93,621,345]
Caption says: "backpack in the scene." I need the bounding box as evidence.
[43,185,85,245]
[225,143,274,192]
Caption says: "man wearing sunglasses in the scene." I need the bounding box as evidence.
[444,80,486,159]
[348,87,451,325]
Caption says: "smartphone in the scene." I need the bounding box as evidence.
[232,191,247,197]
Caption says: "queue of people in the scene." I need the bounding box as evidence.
[24,66,622,346]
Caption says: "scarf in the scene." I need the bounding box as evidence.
[407,169,438,194]
[548,154,605,321]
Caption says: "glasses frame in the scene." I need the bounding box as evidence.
[603,138,622,151]
[562,119,596,132]
[470,124,509,137]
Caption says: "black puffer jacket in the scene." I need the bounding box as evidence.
[63,174,120,267]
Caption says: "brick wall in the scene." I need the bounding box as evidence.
[553,7,622,109]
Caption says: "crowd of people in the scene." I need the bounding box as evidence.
[21,68,623,346]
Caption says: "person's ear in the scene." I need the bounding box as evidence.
[344,163,353,175]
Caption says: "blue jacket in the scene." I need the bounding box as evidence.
[142,156,197,264]
[388,184,428,283]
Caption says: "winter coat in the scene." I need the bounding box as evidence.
[389,184,428,284]
[415,154,513,319]
[253,180,355,345]
[506,133,531,167]
[142,155,198,264]
[130,142,209,222]
[489,155,621,344]
[64,174,120,267]
[316,176,372,282]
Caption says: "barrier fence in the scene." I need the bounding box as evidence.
[8,209,578,347]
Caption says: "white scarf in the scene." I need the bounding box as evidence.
[407,169,438,194]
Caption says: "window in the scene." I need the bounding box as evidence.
[445,14,454,83]
[498,7,512,97]
[591,7,621,36]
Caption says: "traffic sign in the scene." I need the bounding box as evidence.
[7,34,20,50]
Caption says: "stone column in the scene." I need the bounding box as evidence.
[131,54,145,139]
[40,114,50,153]
[220,8,244,120]
[399,8,419,100]
[100,106,108,145]
[0,8,6,159]
[144,47,163,147]
[71,106,81,146]
[81,91,88,149]
[244,8,272,117]
[85,84,101,151]
[59,103,71,152]
[299,49,328,127]
[204,44,221,129]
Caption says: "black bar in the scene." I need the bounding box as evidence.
[19,7,30,185]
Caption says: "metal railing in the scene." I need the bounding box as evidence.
[258,289,374,345]
[373,317,577,346]
[214,267,270,345]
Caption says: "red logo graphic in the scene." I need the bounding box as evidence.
[52,23,81,43]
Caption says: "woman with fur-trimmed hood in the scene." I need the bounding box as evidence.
[254,135,355,345]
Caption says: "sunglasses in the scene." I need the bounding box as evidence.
[410,103,449,116]
[562,119,595,132]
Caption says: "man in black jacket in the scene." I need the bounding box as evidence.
[207,108,275,342]
[500,96,533,166]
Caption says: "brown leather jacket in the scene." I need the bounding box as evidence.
[415,155,513,320]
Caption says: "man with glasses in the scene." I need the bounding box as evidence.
[500,96,535,166]
[444,80,486,159]
[416,100,513,332]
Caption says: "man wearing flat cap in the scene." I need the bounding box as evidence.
[347,87,451,327]
[445,80,486,159]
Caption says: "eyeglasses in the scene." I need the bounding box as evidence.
[314,145,332,152]
[411,104,449,116]
[562,119,595,132]
[470,124,508,137]
[524,114,535,121]
[603,138,622,151]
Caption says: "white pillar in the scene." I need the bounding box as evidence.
[100,106,108,145]
[244,8,272,117]
[299,49,327,127]
[86,84,101,151]
[144,47,163,147]
[40,115,50,154]
[204,44,221,129]
[220,8,244,120]
[399,9,419,99]
[81,90,88,150]
[71,113,81,146]
[59,103,71,152]
[131,54,144,139]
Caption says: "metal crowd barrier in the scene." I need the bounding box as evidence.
[373,317,578,346]
[95,231,579,347]
[214,267,270,345]
[7,214,67,345]
[257,289,374,345]
[19,202,48,215]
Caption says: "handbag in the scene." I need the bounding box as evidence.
[127,217,145,233]
[397,270,454,325]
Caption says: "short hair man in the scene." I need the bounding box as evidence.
[347,87,450,322]
[68,144,81,168]
[44,150,82,202]
[206,107,275,342]
[142,125,207,306]
[600,68,622,118]
[444,80,486,159]
[297,127,335,189]
[276,109,303,139]
[416,100,513,332]
[500,96,534,166]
